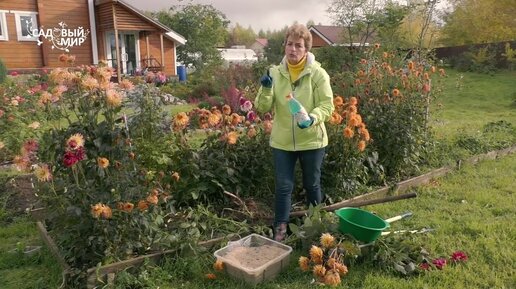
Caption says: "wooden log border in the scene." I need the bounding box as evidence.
[33,145,515,287]
[289,145,516,217]
[36,222,241,288]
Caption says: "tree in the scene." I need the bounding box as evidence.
[397,0,441,49]
[153,4,229,69]
[374,2,411,48]
[227,23,257,48]
[264,27,287,65]
[440,0,516,46]
[327,0,388,48]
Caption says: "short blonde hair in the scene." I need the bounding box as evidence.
[285,24,312,51]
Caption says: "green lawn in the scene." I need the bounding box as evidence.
[430,69,516,140]
[0,69,515,288]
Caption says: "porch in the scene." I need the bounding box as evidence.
[94,0,185,81]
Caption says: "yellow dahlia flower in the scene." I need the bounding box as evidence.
[299,256,310,272]
[309,245,324,264]
[97,157,109,169]
[320,233,336,249]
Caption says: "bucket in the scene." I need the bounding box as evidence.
[335,207,390,243]
[177,65,187,82]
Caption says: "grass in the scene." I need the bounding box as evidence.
[0,69,515,288]
[430,69,516,140]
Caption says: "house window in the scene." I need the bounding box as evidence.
[0,11,8,41]
[13,11,38,41]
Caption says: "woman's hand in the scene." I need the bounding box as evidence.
[260,70,273,88]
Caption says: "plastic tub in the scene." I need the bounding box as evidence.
[214,233,292,285]
[335,207,390,243]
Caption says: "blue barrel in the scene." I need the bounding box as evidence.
[177,65,187,82]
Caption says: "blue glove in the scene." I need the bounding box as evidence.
[260,70,273,88]
[298,116,315,129]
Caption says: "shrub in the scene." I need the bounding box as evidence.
[313,46,359,75]
[167,105,273,205]
[330,47,445,179]
[502,42,516,70]
[323,96,384,199]
[449,46,498,74]
[0,58,7,84]
[0,73,48,162]
[465,46,498,74]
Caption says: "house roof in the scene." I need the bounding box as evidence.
[309,25,344,45]
[96,0,186,45]
[309,25,376,46]
[254,38,268,47]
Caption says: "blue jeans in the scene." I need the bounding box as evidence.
[272,148,326,225]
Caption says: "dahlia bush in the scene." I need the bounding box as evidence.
[329,45,446,179]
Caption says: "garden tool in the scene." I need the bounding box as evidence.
[384,211,413,224]
[381,227,435,236]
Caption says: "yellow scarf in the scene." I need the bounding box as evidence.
[287,54,307,83]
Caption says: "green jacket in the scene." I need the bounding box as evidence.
[255,52,334,151]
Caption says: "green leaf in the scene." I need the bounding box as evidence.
[155,215,164,225]
[289,223,300,235]
[191,191,199,200]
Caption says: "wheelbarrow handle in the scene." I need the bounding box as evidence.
[385,211,413,223]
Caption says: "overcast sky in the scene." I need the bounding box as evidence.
[124,0,334,32]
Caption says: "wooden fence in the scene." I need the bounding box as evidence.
[433,40,516,69]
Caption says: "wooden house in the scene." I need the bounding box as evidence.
[249,38,268,59]
[0,0,186,80]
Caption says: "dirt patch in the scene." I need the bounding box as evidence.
[1,173,41,214]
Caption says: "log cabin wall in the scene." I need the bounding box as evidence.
[311,33,330,48]
[0,0,42,69]
[163,38,175,75]
[94,2,113,62]
[0,0,92,70]
[38,0,92,67]
[112,3,155,31]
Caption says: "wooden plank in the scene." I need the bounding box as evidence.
[160,33,164,70]
[113,3,155,31]
[36,0,47,67]
[290,186,391,217]
[96,3,114,31]
[0,0,37,11]
[395,166,453,192]
[85,234,240,288]
[145,32,149,59]
[113,3,121,83]
[323,186,390,212]
[497,145,516,157]
[30,207,47,221]
[36,221,71,271]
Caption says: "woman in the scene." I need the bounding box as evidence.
[255,24,334,241]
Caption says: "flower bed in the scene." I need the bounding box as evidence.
[35,220,241,288]
[30,144,514,287]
